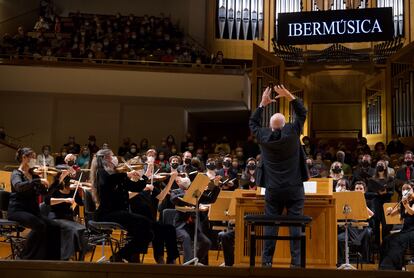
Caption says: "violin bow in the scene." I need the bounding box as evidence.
[71,172,83,210]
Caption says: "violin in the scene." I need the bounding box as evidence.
[159,172,187,178]
[116,163,144,172]
[387,191,414,215]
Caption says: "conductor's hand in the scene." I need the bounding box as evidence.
[259,87,275,107]
[274,85,296,101]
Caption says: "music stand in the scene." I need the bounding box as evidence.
[333,191,369,270]
[208,191,233,222]
[181,173,210,266]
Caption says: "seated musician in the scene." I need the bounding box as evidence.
[90,148,154,263]
[8,148,61,260]
[335,178,350,192]
[170,175,221,265]
[44,166,88,260]
[129,162,180,264]
[158,155,182,219]
[380,182,414,270]
[337,181,374,264]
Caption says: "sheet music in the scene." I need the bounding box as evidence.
[303,181,317,194]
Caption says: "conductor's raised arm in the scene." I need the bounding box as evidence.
[274,85,306,135]
[249,87,273,142]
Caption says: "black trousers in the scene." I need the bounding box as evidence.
[379,230,414,270]
[218,229,235,266]
[8,210,61,260]
[262,187,304,266]
[371,197,392,248]
[152,222,179,263]
[97,210,153,260]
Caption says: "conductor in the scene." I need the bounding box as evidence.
[249,85,309,268]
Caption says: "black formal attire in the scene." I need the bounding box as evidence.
[379,201,414,270]
[249,99,309,267]
[170,183,220,265]
[44,186,87,260]
[8,169,61,260]
[130,187,179,263]
[95,169,153,261]
[366,177,395,247]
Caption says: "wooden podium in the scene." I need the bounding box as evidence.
[234,178,337,268]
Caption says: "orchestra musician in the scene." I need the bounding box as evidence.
[44,156,88,260]
[90,148,154,263]
[380,182,414,270]
[129,156,180,264]
[170,174,221,265]
[7,147,61,260]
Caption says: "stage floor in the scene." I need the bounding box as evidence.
[0,240,380,270]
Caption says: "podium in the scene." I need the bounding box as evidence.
[233,178,337,268]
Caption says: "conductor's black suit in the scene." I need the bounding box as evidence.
[249,98,308,267]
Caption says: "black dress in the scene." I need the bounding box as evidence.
[379,200,414,270]
[130,187,179,263]
[366,177,395,247]
[8,169,61,260]
[44,187,87,260]
[95,169,153,261]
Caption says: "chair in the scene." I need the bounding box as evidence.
[244,214,312,268]
[162,208,183,264]
[0,191,24,259]
[83,190,144,263]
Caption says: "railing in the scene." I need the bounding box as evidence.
[0,8,39,25]
[0,54,245,75]
[0,133,35,151]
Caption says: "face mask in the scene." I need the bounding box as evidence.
[111,156,119,167]
[67,160,75,166]
[307,163,313,169]
[361,160,370,168]
[247,164,256,170]
[28,158,37,168]
[206,163,216,170]
[147,156,155,163]
[184,158,191,165]
[406,160,413,166]
[171,162,179,169]
[336,186,345,192]
[332,167,342,174]
[223,161,231,168]
[377,165,385,172]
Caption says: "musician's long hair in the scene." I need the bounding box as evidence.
[90,148,113,206]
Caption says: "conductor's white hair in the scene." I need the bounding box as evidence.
[270,113,286,130]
